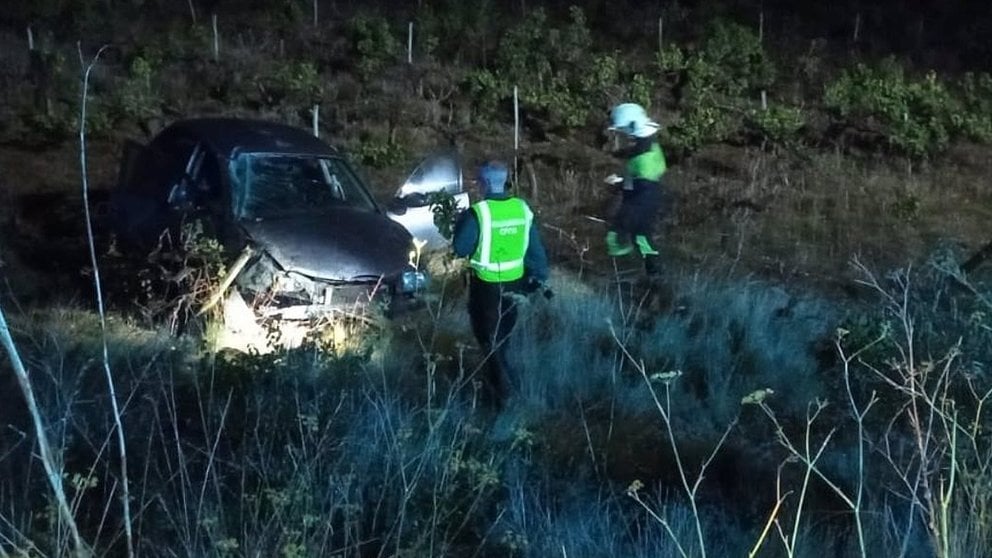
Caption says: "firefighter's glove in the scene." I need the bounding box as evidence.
[604,174,624,185]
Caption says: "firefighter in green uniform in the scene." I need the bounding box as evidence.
[452,161,550,408]
[604,102,668,276]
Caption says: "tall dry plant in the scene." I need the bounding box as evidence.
[0,306,88,557]
[852,261,992,558]
[609,318,738,558]
[78,42,134,558]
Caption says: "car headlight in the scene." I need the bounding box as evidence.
[398,270,428,294]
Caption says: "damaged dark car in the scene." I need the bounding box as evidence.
[112,118,429,350]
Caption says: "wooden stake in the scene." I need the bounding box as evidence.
[514,85,520,185]
[407,22,413,64]
[26,26,34,51]
[198,247,255,316]
[761,90,768,110]
[513,86,520,152]
[658,16,664,53]
[853,13,861,43]
[313,0,318,27]
[212,14,219,61]
[312,104,319,138]
[526,159,538,202]
[187,0,197,25]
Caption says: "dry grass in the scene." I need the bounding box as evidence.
[1,255,989,556]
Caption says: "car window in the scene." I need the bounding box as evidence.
[396,153,462,197]
[231,154,377,220]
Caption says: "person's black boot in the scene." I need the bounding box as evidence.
[643,254,661,277]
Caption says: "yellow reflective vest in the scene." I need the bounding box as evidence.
[469,198,533,283]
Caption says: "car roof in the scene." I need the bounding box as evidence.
[161,118,339,159]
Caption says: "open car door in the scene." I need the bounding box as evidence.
[387,151,469,251]
[116,139,148,190]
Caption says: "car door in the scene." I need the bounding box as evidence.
[113,137,178,250]
[112,132,206,251]
[158,138,246,255]
[386,152,469,251]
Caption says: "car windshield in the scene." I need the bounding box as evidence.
[231,154,377,219]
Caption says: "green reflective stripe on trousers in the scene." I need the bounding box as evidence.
[635,235,659,256]
[606,231,634,256]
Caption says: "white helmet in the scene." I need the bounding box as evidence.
[608,103,660,138]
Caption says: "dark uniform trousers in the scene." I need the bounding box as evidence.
[467,275,522,408]
[612,185,664,275]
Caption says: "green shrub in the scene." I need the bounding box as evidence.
[518,7,608,127]
[629,73,655,111]
[354,135,407,169]
[467,7,652,130]
[274,61,324,105]
[697,20,776,96]
[428,191,459,240]
[657,20,777,151]
[657,44,689,74]
[659,20,774,101]
[662,104,738,151]
[955,72,992,143]
[115,55,162,122]
[414,0,494,64]
[823,60,964,157]
[251,61,324,109]
[464,68,503,120]
[746,103,807,148]
[348,14,401,80]
[23,97,115,144]
[23,103,78,143]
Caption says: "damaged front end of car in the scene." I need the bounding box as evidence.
[208,244,427,354]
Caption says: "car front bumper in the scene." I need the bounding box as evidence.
[215,268,428,353]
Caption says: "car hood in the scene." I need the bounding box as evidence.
[241,209,413,281]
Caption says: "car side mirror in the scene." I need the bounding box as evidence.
[388,193,430,215]
[400,193,430,208]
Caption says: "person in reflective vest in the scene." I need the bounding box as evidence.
[604,102,668,276]
[452,160,550,408]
